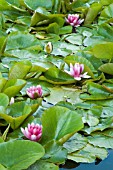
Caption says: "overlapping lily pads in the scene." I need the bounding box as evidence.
[1,0,113,170]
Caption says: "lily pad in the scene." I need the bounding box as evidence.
[0,140,45,170]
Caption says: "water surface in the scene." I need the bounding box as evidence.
[60,150,113,170]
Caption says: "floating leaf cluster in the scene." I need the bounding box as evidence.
[0,0,113,170]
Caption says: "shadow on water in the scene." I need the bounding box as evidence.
[60,150,113,170]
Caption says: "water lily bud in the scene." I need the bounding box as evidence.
[21,122,42,142]
[45,42,53,54]
[26,85,42,99]
[10,97,14,105]
[65,63,90,80]
[65,14,84,27]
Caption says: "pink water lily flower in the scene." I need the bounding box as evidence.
[66,14,84,27]
[21,122,42,142]
[65,63,90,80]
[26,85,42,99]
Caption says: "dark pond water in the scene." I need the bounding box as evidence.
[60,150,113,170]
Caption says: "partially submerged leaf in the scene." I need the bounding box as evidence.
[28,160,59,170]
[63,133,87,153]
[88,132,113,149]
[68,144,107,163]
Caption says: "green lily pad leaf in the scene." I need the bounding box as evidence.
[84,115,99,127]
[84,3,102,25]
[88,133,113,149]
[92,42,113,59]
[15,16,31,26]
[2,79,26,98]
[39,67,75,85]
[5,31,41,51]
[80,82,113,100]
[51,42,73,57]
[0,101,32,129]
[31,7,49,26]
[83,117,113,134]
[68,144,107,163]
[74,102,92,110]
[87,82,111,96]
[76,51,103,72]
[80,93,113,100]
[0,136,4,143]
[0,164,7,170]
[7,115,35,139]
[8,61,32,79]
[101,106,113,118]
[25,98,43,115]
[99,63,113,75]
[68,152,95,163]
[98,24,113,41]
[100,0,113,6]
[41,106,84,145]
[63,133,87,153]
[65,34,83,45]
[5,0,20,7]
[0,36,7,57]
[89,105,103,118]
[24,0,52,10]
[5,49,42,62]
[101,128,113,138]
[0,63,8,73]
[48,14,64,27]
[43,140,67,164]
[82,30,92,37]
[83,36,106,47]
[0,93,9,107]
[56,101,75,111]
[99,3,113,24]
[102,82,113,93]
[35,32,60,41]
[46,22,60,34]
[0,78,7,92]
[2,124,10,141]
[0,140,45,170]
[59,26,72,35]
[0,0,12,10]
[28,160,59,170]
[44,86,82,105]
[31,7,64,27]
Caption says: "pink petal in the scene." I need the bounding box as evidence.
[36,133,42,140]
[78,19,84,24]
[33,128,37,134]
[31,135,37,141]
[21,127,25,135]
[65,18,69,23]
[24,127,31,138]
[74,77,81,81]
[81,72,91,79]
[31,122,35,127]
[80,64,84,73]
[28,123,31,131]
[73,63,81,77]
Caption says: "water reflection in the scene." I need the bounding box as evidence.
[60,150,113,170]
[60,160,80,169]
